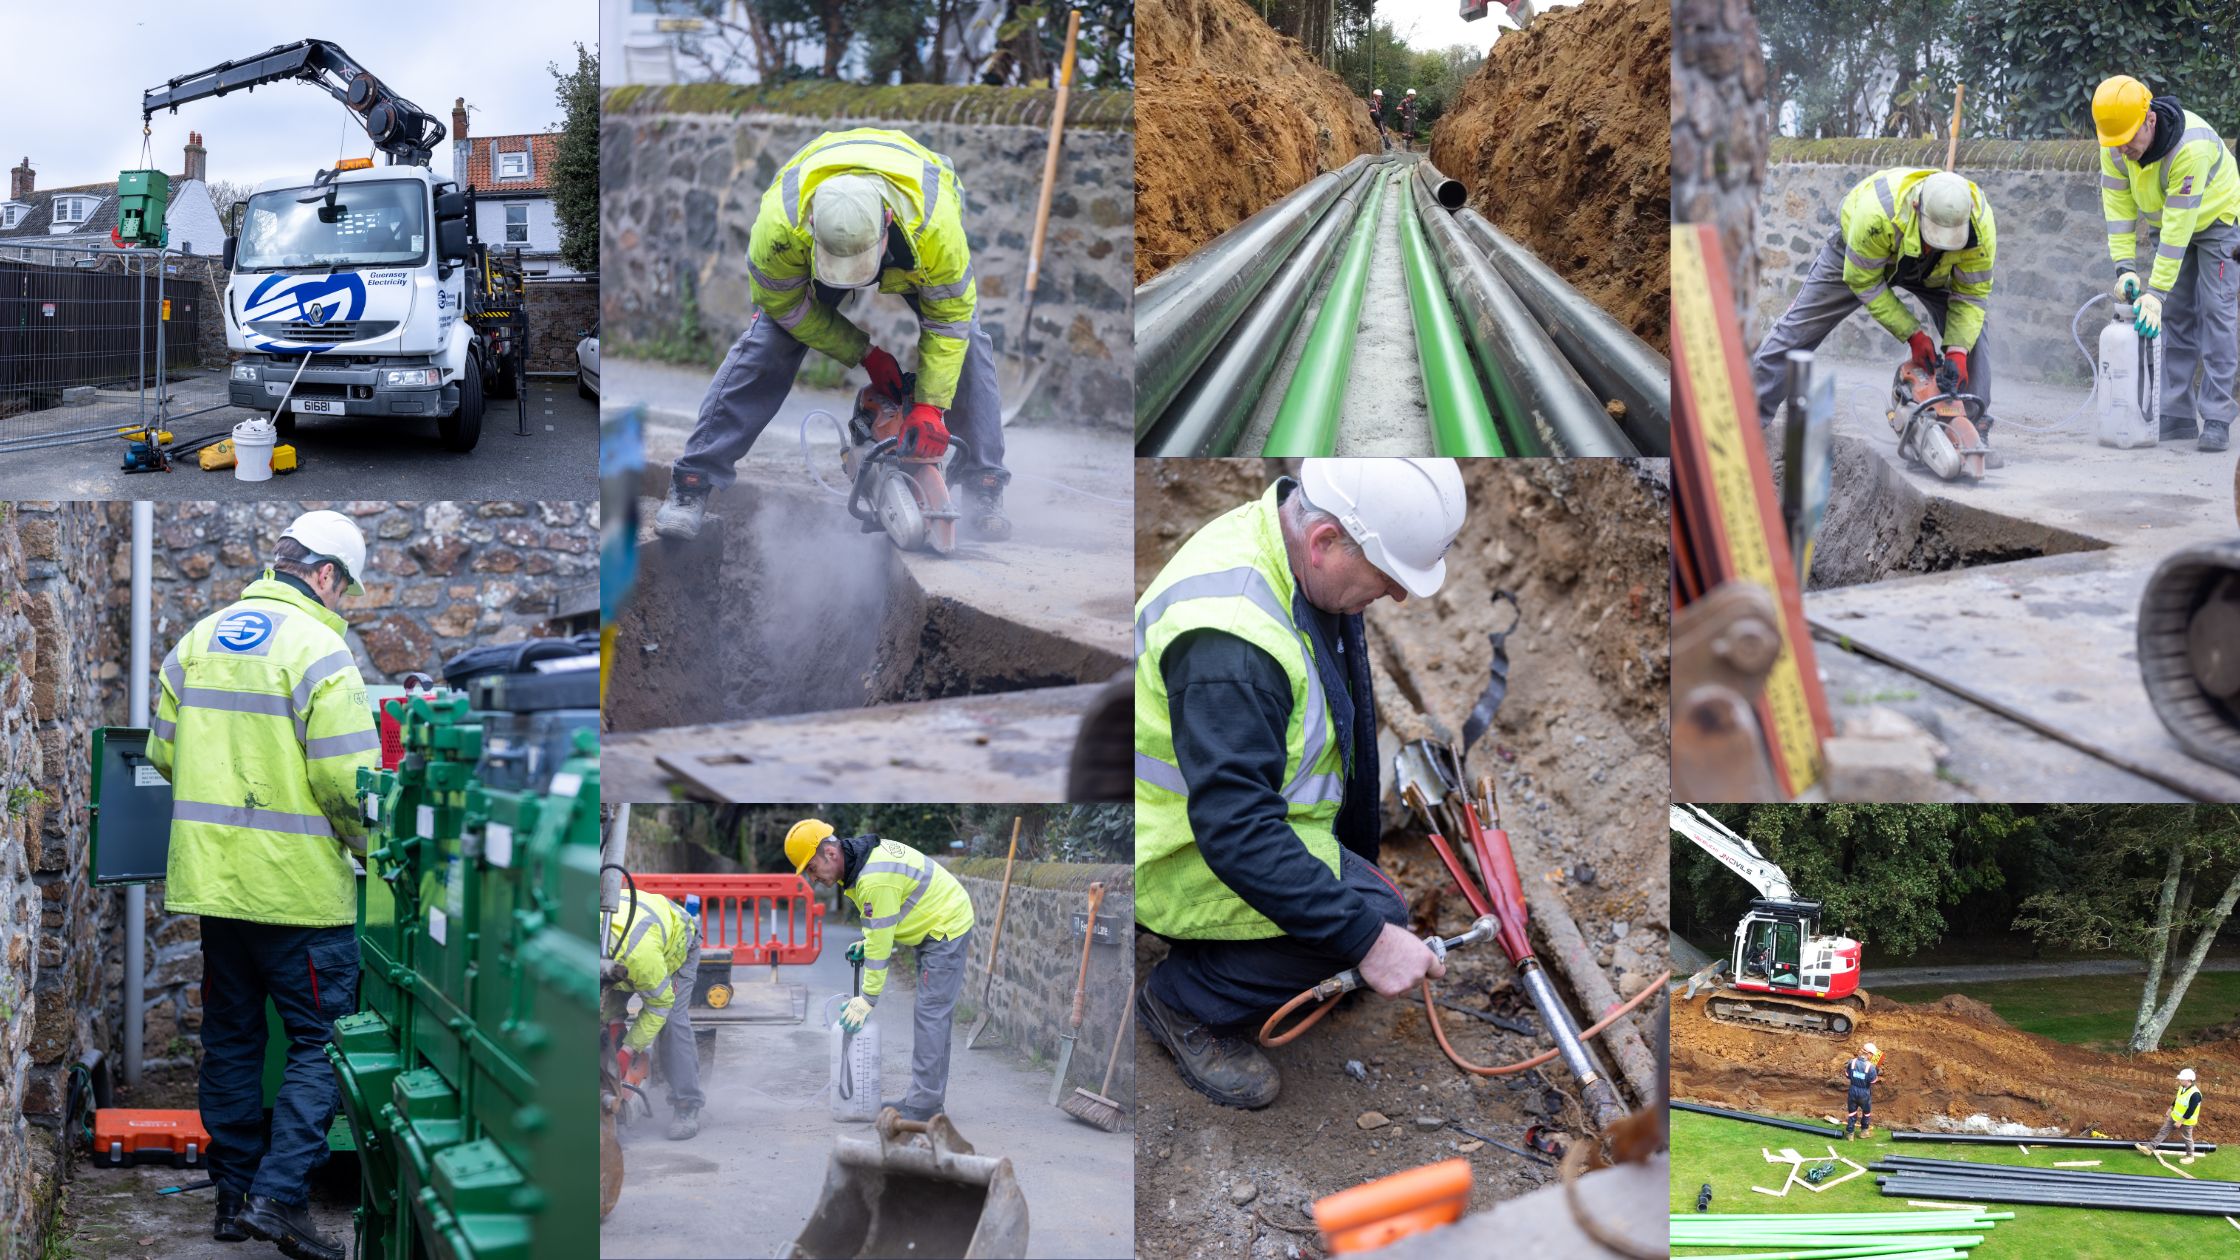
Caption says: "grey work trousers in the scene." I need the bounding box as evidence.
[674,288,1008,492]
[1751,235,1995,428]
[2151,218,2240,431]
[651,932,706,1113]
[2150,1116,2201,1157]
[895,928,972,1117]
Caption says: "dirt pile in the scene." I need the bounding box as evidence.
[1428,0,1671,351]
[1672,991,2240,1140]
[1134,0,1379,283]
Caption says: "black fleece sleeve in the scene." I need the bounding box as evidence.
[1162,629,1386,963]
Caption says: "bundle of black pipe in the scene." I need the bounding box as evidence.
[1671,1100,1845,1138]
[1890,1131,2218,1154]
[1872,1155,2240,1217]
[1134,154,1381,439]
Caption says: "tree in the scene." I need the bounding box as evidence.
[2013,805,2240,1052]
[631,0,1131,87]
[204,179,255,227]
[550,43,600,277]
[1955,0,2240,139]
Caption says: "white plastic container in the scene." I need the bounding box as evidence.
[232,418,278,481]
[2098,307,2159,449]
[824,993,881,1122]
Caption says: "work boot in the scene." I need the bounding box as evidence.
[2162,413,2201,442]
[882,1097,938,1122]
[1136,981,1280,1110]
[955,468,1013,541]
[2201,420,2231,453]
[237,1196,344,1260]
[213,1186,248,1243]
[653,473,712,540]
[667,1105,700,1140]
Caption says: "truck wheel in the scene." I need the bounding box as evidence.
[488,351,520,400]
[440,358,484,453]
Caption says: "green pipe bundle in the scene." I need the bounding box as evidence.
[1671,1209,2011,1260]
[1398,181,1505,456]
[1261,170,1390,455]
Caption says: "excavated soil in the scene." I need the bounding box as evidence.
[1672,992,2240,1139]
[1428,0,1671,352]
[1134,0,1380,283]
[1132,459,1671,1260]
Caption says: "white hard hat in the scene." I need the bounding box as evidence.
[1916,172,1973,251]
[1406,88,1417,96]
[1299,458,1468,599]
[1372,88,1383,96]
[1864,1043,1879,1055]
[2179,1068,2198,1082]
[809,174,886,289]
[280,509,366,596]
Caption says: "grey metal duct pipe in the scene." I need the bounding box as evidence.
[1876,1157,2235,1186]
[1457,208,1672,455]
[1890,1132,2218,1153]
[1408,175,1630,456]
[1416,158,1466,209]
[1134,154,1383,437]
[127,501,151,1086]
[1138,162,1378,456]
[1877,1177,2240,1216]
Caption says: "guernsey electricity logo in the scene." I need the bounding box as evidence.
[212,610,275,653]
[242,273,369,345]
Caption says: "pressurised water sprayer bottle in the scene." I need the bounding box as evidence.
[2099,303,2160,449]
[824,951,880,1122]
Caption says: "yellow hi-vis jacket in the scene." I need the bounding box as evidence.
[607,889,695,1052]
[841,839,974,1006]
[2102,108,2240,295]
[1837,167,1996,352]
[2172,1084,2204,1127]
[149,573,379,927]
[749,128,976,410]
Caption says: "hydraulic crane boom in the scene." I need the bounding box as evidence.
[142,39,445,167]
[1670,804,1796,901]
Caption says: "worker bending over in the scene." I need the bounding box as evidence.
[604,888,706,1140]
[2094,75,2240,452]
[151,510,382,1260]
[1135,459,1467,1109]
[1751,168,1995,433]
[2138,1067,2205,1158]
[1842,1042,1882,1139]
[790,820,976,1121]
[656,126,1011,540]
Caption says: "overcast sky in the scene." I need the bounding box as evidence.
[0,0,593,193]
[1385,0,1586,62]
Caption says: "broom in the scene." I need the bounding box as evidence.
[1060,979,1135,1132]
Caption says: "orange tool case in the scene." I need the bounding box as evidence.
[93,1109,210,1166]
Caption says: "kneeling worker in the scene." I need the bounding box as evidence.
[604,887,706,1140]
[1134,459,1467,1109]
[789,820,975,1120]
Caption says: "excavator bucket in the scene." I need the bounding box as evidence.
[789,1110,1030,1260]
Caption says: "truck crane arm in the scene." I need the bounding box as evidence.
[1670,804,1796,901]
[142,39,445,167]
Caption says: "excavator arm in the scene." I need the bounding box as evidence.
[1670,804,1797,901]
[142,39,445,167]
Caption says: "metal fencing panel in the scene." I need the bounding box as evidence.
[0,241,211,452]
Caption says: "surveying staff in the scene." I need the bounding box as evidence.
[2093,75,2240,453]
[1750,168,1996,431]
[655,126,1011,542]
[2138,1067,2205,1158]
[1134,459,1468,1110]
[603,887,706,1140]
[148,510,381,1260]
[1842,1042,1882,1139]
[789,820,976,1121]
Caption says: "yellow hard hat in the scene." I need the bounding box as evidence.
[785,818,835,874]
[2093,75,2152,147]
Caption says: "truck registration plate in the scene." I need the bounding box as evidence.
[294,399,340,414]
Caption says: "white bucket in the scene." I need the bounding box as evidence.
[232,419,277,482]
[824,993,881,1122]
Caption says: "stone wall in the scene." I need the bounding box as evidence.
[526,277,599,375]
[0,504,125,1255]
[943,861,1133,1110]
[600,83,1135,429]
[1755,137,2236,384]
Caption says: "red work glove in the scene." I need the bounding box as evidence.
[1945,348,1969,385]
[861,347,903,400]
[900,403,949,457]
[1907,331,1937,370]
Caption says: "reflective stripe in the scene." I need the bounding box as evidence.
[919,265,973,301]
[152,717,176,741]
[810,137,934,165]
[921,160,941,223]
[305,728,380,759]
[864,957,891,972]
[769,299,812,331]
[179,686,295,719]
[2168,193,2204,211]
[1951,267,1992,285]
[1873,177,1895,216]
[1286,771,1346,806]
[1948,295,1987,312]
[172,800,334,837]
[2107,217,2139,233]
[2145,209,2163,221]
[746,256,807,292]
[623,909,667,955]
[292,649,356,713]
[920,317,972,339]
[782,165,802,226]
[2158,242,2188,261]
[648,977,674,1002]
[1857,280,1891,304]
[161,649,183,700]
[1843,246,1889,273]
[1135,750,1188,795]
[2101,173,2130,191]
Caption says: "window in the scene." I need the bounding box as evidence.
[0,203,23,229]
[505,204,529,244]
[51,196,95,225]
[497,151,529,179]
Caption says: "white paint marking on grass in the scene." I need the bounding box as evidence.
[1907,1201,1987,1211]
[2051,1160,2102,1167]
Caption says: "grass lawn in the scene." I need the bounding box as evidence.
[1874,971,2240,1052]
[1669,1109,2240,1258]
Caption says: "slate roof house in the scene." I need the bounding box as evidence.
[0,134,225,256]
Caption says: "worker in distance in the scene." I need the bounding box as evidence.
[2137,1066,2205,1159]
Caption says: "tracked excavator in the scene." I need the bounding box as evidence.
[1672,804,1867,1037]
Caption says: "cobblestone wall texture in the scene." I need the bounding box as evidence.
[946,862,1133,1108]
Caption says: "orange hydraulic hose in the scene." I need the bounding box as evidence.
[1259,968,1673,1077]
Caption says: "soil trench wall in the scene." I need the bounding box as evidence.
[600,85,1135,428]
[944,860,1133,1110]
[1756,138,2240,384]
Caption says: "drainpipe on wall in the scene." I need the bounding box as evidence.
[124,501,151,1086]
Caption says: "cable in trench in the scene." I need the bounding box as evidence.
[1259,967,1671,1078]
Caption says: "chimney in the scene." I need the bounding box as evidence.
[452,97,469,142]
[182,132,207,183]
[9,157,29,202]
[451,98,471,186]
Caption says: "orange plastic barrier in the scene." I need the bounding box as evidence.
[630,873,824,964]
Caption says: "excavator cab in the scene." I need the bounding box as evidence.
[1737,914,1803,989]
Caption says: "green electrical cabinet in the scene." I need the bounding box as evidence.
[116,169,169,248]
